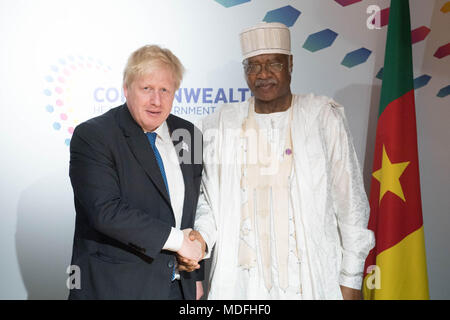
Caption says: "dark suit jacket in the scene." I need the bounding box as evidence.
[68,104,203,300]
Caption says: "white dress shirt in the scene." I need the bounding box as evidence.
[149,121,185,252]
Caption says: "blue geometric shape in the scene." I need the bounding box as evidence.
[437,85,450,98]
[215,0,250,8]
[263,5,301,27]
[46,105,54,113]
[303,29,338,52]
[413,75,432,90]
[341,48,372,68]
[43,89,52,96]
[376,68,384,80]
[45,75,54,82]
[65,138,71,146]
[53,122,61,131]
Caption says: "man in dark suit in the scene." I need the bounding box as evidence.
[68,45,205,300]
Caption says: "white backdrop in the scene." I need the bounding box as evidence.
[0,0,448,299]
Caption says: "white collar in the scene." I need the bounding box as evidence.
[145,121,170,143]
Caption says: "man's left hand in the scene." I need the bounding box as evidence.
[188,230,206,258]
[340,286,363,300]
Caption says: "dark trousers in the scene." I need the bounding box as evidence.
[168,280,184,300]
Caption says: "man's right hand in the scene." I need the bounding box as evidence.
[176,229,203,262]
[176,229,206,272]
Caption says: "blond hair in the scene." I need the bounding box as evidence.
[123,45,184,90]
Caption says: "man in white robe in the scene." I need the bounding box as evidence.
[180,22,375,300]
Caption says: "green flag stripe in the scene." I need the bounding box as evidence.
[379,0,414,117]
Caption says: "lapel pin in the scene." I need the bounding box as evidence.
[181,141,189,152]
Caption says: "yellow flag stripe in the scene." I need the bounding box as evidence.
[363,226,429,300]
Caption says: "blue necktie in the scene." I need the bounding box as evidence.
[146,132,170,197]
[146,132,176,281]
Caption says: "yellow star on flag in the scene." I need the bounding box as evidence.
[372,145,410,203]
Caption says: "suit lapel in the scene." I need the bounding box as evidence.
[117,105,171,206]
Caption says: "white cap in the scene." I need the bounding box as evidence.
[239,22,291,60]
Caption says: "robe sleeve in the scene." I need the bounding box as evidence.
[322,102,375,290]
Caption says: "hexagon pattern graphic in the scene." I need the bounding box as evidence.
[437,85,450,98]
[263,5,301,27]
[303,29,338,52]
[411,26,431,44]
[441,2,450,13]
[215,1,448,100]
[341,48,372,68]
[414,75,432,90]
[376,68,384,80]
[334,0,362,6]
[215,0,250,8]
[434,43,450,59]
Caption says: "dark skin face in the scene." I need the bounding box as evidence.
[244,53,293,114]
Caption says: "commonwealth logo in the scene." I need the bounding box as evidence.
[42,55,121,146]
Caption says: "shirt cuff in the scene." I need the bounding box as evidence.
[162,228,184,252]
[339,272,363,290]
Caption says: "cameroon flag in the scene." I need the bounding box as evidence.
[363,0,429,299]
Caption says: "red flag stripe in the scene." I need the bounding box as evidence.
[367,89,423,255]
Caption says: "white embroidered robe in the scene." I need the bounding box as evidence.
[195,94,375,300]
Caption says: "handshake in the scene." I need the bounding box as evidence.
[176,229,206,272]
